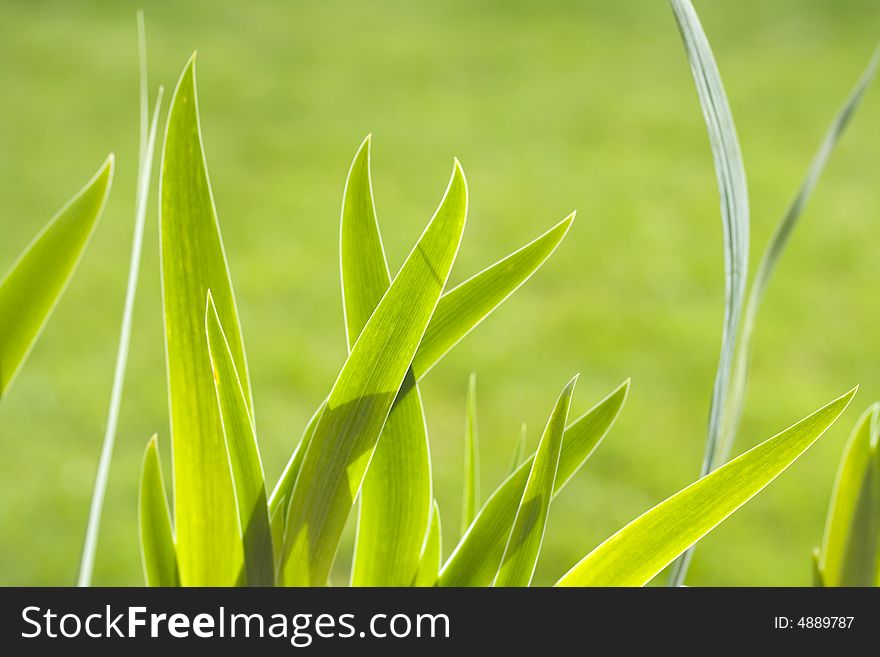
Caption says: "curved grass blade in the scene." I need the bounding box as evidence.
[206,292,273,586]
[668,0,750,587]
[494,375,577,587]
[717,49,880,466]
[440,379,629,587]
[138,435,179,587]
[0,156,114,398]
[342,137,433,587]
[461,373,480,536]
[559,388,857,587]
[79,18,164,586]
[160,55,253,585]
[816,403,880,586]
[413,502,442,587]
[411,212,574,380]
[281,161,468,586]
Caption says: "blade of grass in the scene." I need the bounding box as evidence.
[440,380,629,586]
[411,212,574,380]
[667,0,750,587]
[413,502,442,587]
[160,55,253,585]
[0,156,114,398]
[494,375,577,587]
[281,160,468,586]
[816,403,880,586]
[342,137,433,587]
[717,48,880,467]
[138,435,178,587]
[206,292,274,586]
[461,372,480,536]
[558,387,857,586]
[78,17,163,586]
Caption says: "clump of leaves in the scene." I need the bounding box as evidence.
[814,404,880,587]
[138,51,857,587]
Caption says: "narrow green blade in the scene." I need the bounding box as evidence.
[281,161,467,586]
[440,380,629,586]
[138,436,179,587]
[558,388,856,587]
[718,49,880,466]
[817,403,880,586]
[461,373,480,535]
[668,0,750,587]
[0,156,114,398]
[413,502,442,587]
[411,213,574,380]
[494,376,577,587]
[341,137,433,587]
[160,55,253,585]
[205,292,273,586]
[79,16,165,585]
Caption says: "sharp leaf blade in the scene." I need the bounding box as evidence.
[138,436,179,587]
[160,55,253,585]
[205,293,274,586]
[558,388,856,587]
[494,375,577,587]
[0,156,114,398]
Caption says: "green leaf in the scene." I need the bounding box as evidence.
[817,403,880,586]
[494,375,577,587]
[440,379,629,586]
[413,502,442,587]
[718,49,879,467]
[667,0,750,587]
[411,212,574,380]
[558,387,857,587]
[811,547,825,587]
[461,372,480,536]
[138,435,179,587]
[0,156,114,398]
[281,160,468,586]
[79,16,164,586]
[160,55,253,585]
[341,137,434,587]
[205,292,273,586]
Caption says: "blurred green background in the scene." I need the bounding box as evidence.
[1,0,878,586]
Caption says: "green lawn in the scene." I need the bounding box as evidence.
[1,0,878,586]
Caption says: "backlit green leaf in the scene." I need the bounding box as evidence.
[281,160,467,586]
[341,137,434,588]
[494,375,577,587]
[817,403,880,586]
[558,387,856,587]
[461,372,480,536]
[160,55,253,586]
[205,292,273,586]
[138,435,178,587]
[667,0,750,586]
[440,379,629,586]
[0,156,114,398]
[411,212,574,380]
